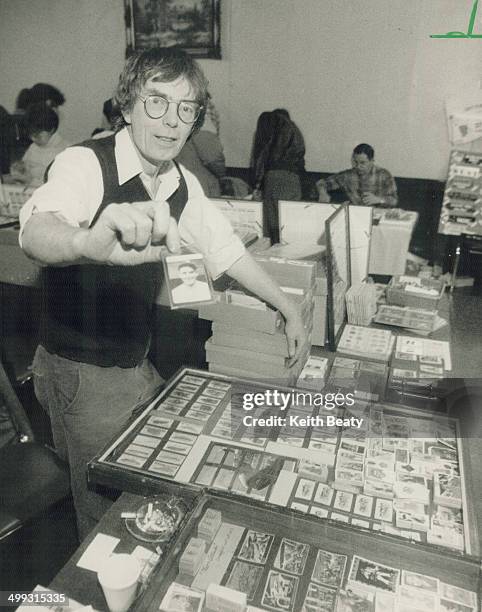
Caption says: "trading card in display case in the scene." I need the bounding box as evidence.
[89,368,479,557]
[130,491,480,612]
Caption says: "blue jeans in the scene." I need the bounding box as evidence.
[32,345,163,540]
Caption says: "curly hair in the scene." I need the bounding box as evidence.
[113,48,209,133]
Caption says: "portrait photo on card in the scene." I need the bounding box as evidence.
[163,252,214,308]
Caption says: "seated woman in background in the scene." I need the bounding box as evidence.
[1,84,66,174]
[10,103,70,188]
[251,110,306,243]
[176,94,239,198]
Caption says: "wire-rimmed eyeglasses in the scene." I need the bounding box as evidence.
[138,94,202,125]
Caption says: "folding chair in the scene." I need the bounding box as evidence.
[0,359,70,541]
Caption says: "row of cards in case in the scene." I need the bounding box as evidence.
[337,325,395,363]
[160,507,477,612]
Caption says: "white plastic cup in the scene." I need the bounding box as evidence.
[97,553,141,612]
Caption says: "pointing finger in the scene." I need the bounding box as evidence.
[151,201,171,243]
[165,217,181,253]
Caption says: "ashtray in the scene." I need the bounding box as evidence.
[124,495,186,543]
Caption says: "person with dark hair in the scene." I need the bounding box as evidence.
[91,98,120,139]
[29,83,65,110]
[317,143,398,207]
[171,261,211,303]
[19,47,306,539]
[251,110,306,242]
[16,88,33,111]
[0,90,32,172]
[10,103,69,187]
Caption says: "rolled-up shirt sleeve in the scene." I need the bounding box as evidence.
[178,168,245,278]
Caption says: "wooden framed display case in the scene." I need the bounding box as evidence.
[210,198,264,248]
[89,367,480,560]
[277,200,372,286]
[325,204,351,350]
[131,491,481,612]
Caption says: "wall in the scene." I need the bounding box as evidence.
[1,0,481,179]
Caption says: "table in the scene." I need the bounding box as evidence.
[49,493,149,611]
[368,211,418,276]
[48,388,482,611]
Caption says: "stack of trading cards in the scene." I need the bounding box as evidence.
[337,325,395,363]
[393,473,430,504]
[159,582,204,612]
[297,355,329,391]
[345,282,378,326]
[205,583,247,612]
[334,443,366,494]
[376,208,417,225]
[393,336,452,371]
[197,509,222,543]
[433,472,462,508]
[374,304,437,333]
[179,537,206,577]
[326,356,389,402]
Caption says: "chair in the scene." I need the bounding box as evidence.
[0,358,70,542]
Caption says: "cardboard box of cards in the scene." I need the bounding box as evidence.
[253,254,316,291]
[199,292,283,334]
[206,335,311,379]
[386,275,445,310]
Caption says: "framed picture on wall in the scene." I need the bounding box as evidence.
[125,0,221,59]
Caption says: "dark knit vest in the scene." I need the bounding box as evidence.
[39,135,188,367]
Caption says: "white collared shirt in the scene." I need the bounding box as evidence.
[22,131,70,188]
[19,128,244,278]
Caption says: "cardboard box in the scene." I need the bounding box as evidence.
[206,338,288,367]
[311,294,327,346]
[198,295,283,334]
[206,337,311,377]
[211,322,290,356]
[253,254,316,291]
[208,363,298,386]
[386,276,445,310]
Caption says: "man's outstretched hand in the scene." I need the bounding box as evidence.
[78,200,181,265]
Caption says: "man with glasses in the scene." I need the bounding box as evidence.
[317,143,398,207]
[19,48,306,540]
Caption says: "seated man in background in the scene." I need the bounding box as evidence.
[10,103,70,188]
[317,143,398,207]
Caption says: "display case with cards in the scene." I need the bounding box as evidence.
[210,197,264,248]
[130,491,481,612]
[89,367,480,560]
